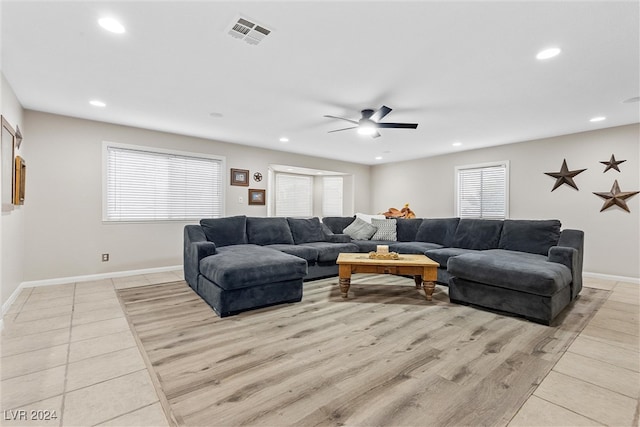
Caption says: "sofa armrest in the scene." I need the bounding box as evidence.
[184,225,217,289]
[548,229,584,300]
[326,233,352,243]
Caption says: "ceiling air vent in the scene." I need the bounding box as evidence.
[228,16,272,45]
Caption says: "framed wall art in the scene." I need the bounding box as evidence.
[1,116,16,212]
[248,188,265,205]
[231,168,249,186]
[14,155,25,205]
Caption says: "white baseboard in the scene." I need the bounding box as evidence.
[2,265,183,319]
[583,271,639,285]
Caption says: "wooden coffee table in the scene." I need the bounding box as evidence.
[336,253,440,300]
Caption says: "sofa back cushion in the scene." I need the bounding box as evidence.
[287,217,326,244]
[200,215,247,247]
[452,219,503,250]
[371,218,397,241]
[499,219,561,255]
[415,218,460,246]
[322,216,355,234]
[343,217,378,240]
[246,217,294,245]
[396,218,423,242]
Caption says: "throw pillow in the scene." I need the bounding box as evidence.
[371,218,397,241]
[498,219,561,255]
[355,212,386,224]
[343,217,378,240]
[200,215,247,247]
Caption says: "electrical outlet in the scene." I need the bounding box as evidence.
[102,253,109,262]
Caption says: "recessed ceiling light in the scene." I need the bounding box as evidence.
[316,172,323,175]
[623,96,640,103]
[209,112,223,118]
[452,142,463,147]
[98,17,125,34]
[375,156,383,160]
[536,47,561,60]
[89,100,106,107]
[589,116,606,122]
[279,137,289,142]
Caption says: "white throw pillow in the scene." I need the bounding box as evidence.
[355,212,386,224]
[371,218,397,241]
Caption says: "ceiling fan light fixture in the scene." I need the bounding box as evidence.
[357,125,376,136]
[98,17,125,34]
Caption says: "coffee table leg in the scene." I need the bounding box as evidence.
[422,281,436,301]
[339,277,351,298]
[413,275,423,289]
[338,264,352,298]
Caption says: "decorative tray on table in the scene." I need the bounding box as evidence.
[368,251,400,260]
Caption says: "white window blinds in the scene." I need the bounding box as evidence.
[275,173,313,217]
[456,162,508,219]
[322,176,343,216]
[105,144,224,221]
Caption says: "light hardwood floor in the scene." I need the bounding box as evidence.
[1,271,639,426]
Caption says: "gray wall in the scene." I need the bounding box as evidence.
[371,124,640,279]
[19,110,372,284]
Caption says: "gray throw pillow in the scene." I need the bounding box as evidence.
[371,218,397,241]
[343,217,378,240]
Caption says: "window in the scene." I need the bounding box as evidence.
[274,173,313,216]
[322,176,343,216]
[455,161,509,219]
[104,142,224,221]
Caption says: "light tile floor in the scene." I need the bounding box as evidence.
[1,272,638,427]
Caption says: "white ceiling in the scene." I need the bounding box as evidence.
[2,1,639,165]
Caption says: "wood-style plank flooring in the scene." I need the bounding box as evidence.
[117,275,608,427]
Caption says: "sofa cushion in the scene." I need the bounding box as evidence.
[246,217,294,245]
[452,219,503,250]
[287,217,326,244]
[415,218,460,246]
[499,220,561,255]
[425,247,479,268]
[390,241,443,254]
[322,216,355,234]
[344,217,378,240]
[200,245,307,290]
[298,242,360,262]
[200,215,247,247]
[396,218,423,242]
[371,218,397,241]
[448,250,572,296]
[265,244,319,263]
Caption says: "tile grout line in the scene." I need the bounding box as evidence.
[532,394,610,426]
[58,282,78,427]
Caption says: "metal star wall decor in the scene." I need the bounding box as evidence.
[593,180,639,212]
[599,154,626,173]
[544,159,587,191]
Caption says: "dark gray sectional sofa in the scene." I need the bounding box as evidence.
[184,215,583,324]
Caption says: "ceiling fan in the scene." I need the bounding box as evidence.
[324,105,418,138]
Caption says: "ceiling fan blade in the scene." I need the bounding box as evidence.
[328,126,358,133]
[323,115,359,125]
[376,122,419,129]
[370,105,392,122]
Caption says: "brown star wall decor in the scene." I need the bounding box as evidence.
[593,180,639,212]
[544,159,587,191]
[600,154,626,173]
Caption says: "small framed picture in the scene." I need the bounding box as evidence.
[230,168,249,186]
[248,189,266,205]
